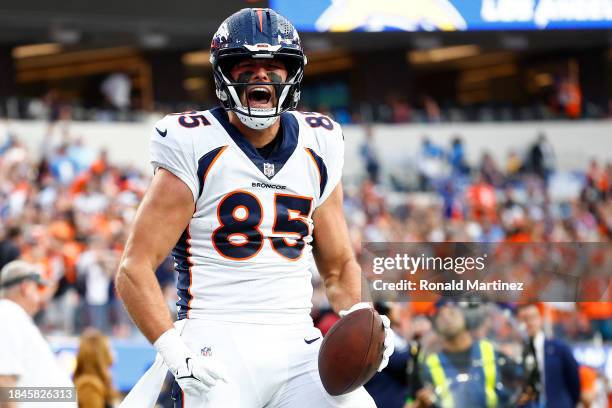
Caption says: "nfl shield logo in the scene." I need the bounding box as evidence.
[263,162,275,177]
[201,347,212,357]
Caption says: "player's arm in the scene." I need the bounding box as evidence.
[115,168,193,343]
[116,168,226,394]
[312,182,361,313]
[312,181,395,371]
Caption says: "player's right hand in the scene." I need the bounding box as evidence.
[174,354,228,395]
[154,328,228,395]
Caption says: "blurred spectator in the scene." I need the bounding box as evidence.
[387,95,412,123]
[43,89,62,123]
[0,261,75,406]
[360,180,390,242]
[90,149,109,176]
[525,133,555,183]
[477,218,505,242]
[480,151,504,188]
[440,180,462,221]
[417,137,446,191]
[422,95,441,123]
[359,126,381,183]
[505,150,523,182]
[66,137,96,174]
[517,303,580,408]
[0,227,22,270]
[74,328,115,408]
[73,176,109,215]
[50,144,78,185]
[578,365,608,408]
[101,73,131,112]
[465,174,497,223]
[579,302,612,341]
[584,159,611,209]
[557,63,582,120]
[6,138,28,164]
[448,137,469,176]
[0,132,15,155]
[76,236,116,333]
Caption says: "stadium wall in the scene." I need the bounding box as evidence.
[341,121,612,180]
[3,118,612,177]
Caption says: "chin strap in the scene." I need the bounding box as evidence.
[235,110,280,130]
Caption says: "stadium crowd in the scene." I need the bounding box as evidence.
[0,117,610,340]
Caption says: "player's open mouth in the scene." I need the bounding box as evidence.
[247,87,273,108]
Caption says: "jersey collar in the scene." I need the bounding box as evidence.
[210,107,299,180]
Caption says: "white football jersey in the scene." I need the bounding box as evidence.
[150,107,344,324]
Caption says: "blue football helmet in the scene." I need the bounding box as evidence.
[210,8,307,129]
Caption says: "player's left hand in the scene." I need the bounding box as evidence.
[339,302,395,372]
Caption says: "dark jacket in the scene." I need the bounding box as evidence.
[542,338,580,408]
[364,347,409,408]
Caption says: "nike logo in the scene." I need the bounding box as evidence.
[304,337,321,344]
[156,127,168,137]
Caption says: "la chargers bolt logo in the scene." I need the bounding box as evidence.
[315,0,467,32]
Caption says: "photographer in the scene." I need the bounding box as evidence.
[409,298,522,408]
[517,303,580,408]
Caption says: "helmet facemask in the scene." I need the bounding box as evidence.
[213,52,304,130]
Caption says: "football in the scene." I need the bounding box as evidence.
[318,308,385,396]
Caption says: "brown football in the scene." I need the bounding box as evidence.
[318,308,385,396]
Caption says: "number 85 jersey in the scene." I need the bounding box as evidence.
[149,107,344,324]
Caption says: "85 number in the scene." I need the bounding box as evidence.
[212,191,313,261]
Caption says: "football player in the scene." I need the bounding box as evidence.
[116,8,393,408]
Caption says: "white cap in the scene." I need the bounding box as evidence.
[0,260,47,289]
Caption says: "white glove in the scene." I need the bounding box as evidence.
[154,328,228,396]
[339,302,395,372]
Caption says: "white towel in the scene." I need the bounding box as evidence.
[119,320,187,408]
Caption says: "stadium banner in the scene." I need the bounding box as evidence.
[360,242,612,302]
[270,0,612,32]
